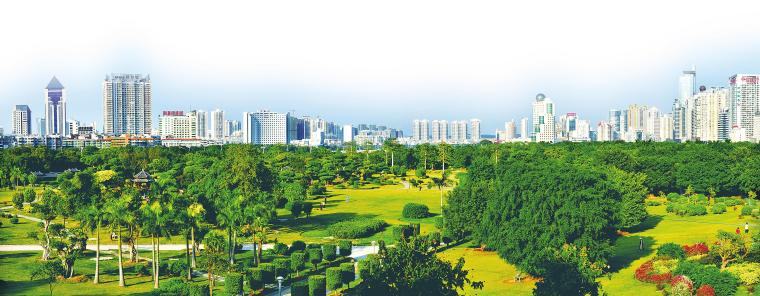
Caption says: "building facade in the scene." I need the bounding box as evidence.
[103,74,152,135]
[729,74,760,141]
[531,93,555,142]
[44,76,67,136]
[12,105,32,136]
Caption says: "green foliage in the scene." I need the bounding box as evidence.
[608,168,648,229]
[327,219,387,239]
[22,187,36,203]
[656,243,686,260]
[289,240,306,253]
[392,224,416,241]
[711,203,727,214]
[673,260,738,296]
[667,193,683,201]
[9,217,19,224]
[272,242,288,255]
[12,191,24,210]
[322,244,337,261]
[741,206,755,216]
[188,282,210,296]
[724,262,760,287]
[153,278,187,296]
[290,252,307,274]
[402,203,430,219]
[308,248,323,270]
[338,240,352,257]
[286,201,304,219]
[340,263,355,285]
[290,281,309,296]
[646,200,663,206]
[224,273,244,296]
[326,267,343,290]
[247,268,264,290]
[273,258,290,278]
[259,263,275,284]
[415,166,427,178]
[308,275,326,296]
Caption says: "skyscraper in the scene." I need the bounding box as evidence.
[449,120,467,144]
[519,117,528,139]
[242,110,291,145]
[44,76,67,136]
[504,120,516,140]
[729,74,760,141]
[691,87,728,141]
[470,119,481,143]
[196,110,208,139]
[679,67,697,102]
[412,119,429,143]
[103,74,152,135]
[431,120,448,143]
[597,121,613,141]
[608,109,623,138]
[531,93,555,142]
[12,105,32,136]
[210,109,224,139]
[674,68,697,142]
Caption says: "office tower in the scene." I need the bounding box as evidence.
[679,67,697,102]
[557,112,577,141]
[673,68,697,141]
[67,120,80,136]
[44,76,67,136]
[242,110,291,145]
[210,109,224,139]
[627,104,646,132]
[37,118,46,136]
[718,110,729,141]
[504,120,516,140]
[643,107,661,140]
[659,113,674,141]
[690,87,729,141]
[597,121,613,141]
[103,74,152,135]
[449,120,468,144]
[470,119,481,143]
[729,74,760,141]
[431,120,449,143]
[195,110,208,139]
[158,111,199,139]
[532,93,555,142]
[520,117,528,139]
[12,105,32,136]
[343,124,356,143]
[412,119,429,143]
[608,109,623,139]
[673,99,686,141]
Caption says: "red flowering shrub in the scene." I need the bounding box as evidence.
[683,243,709,256]
[671,275,694,296]
[634,260,672,285]
[696,284,716,296]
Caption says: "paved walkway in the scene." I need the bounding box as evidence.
[0,243,278,252]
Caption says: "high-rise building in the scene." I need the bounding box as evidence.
[673,68,697,142]
[608,109,624,139]
[673,99,686,142]
[679,68,697,102]
[627,104,646,132]
[504,120,516,140]
[659,113,674,142]
[718,110,730,141]
[531,93,555,142]
[44,76,67,136]
[343,124,356,143]
[412,119,428,142]
[449,120,468,144]
[242,110,291,145]
[158,110,199,139]
[210,109,224,139]
[470,119,481,143]
[597,121,613,141]
[12,105,32,136]
[431,120,449,143]
[196,110,208,139]
[643,107,661,140]
[67,120,80,136]
[519,117,528,139]
[690,87,729,141]
[729,74,760,141]
[37,118,46,136]
[103,74,152,135]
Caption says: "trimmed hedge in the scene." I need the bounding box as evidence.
[392,224,416,241]
[308,275,326,296]
[260,263,275,284]
[402,203,430,218]
[273,242,289,255]
[153,278,186,296]
[308,248,323,269]
[327,219,387,239]
[326,267,343,291]
[673,261,738,296]
[291,281,309,296]
[322,244,337,261]
[248,268,264,291]
[289,240,307,253]
[225,272,244,296]
[657,242,686,260]
[291,252,307,275]
[338,240,352,257]
[188,282,210,296]
[340,262,355,285]
[273,258,290,278]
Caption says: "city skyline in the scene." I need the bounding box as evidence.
[4,1,760,134]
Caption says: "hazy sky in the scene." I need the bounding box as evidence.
[2,0,760,134]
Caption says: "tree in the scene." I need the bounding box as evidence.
[711,230,750,270]
[31,189,59,260]
[22,187,36,203]
[359,237,482,295]
[12,191,24,210]
[608,168,648,229]
[48,223,87,278]
[104,194,132,287]
[31,260,65,296]
[78,204,105,283]
[202,231,228,296]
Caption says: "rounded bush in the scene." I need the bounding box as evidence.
[711,203,727,214]
[188,282,210,296]
[308,275,326,296]
[291,252,307,274]
[339,262,355,284]
[291,281,309,296]
[327,219,387,239]
[308,248,323,269]
[402,203,430,219]
[273,242,288,255]
[392,224,415,241]
[247,268,264,290]
[741,206,754,216]
[155,278,187,295]
[322,244,337,261]
[225,272,244,296]
[673,261,737,296]
[326,267,343,291]
[289,240,306,253]
[273,258,290,278]
[657,242,686,260]
[259,263,275,283]
[338,240,352,257]
[9,217,18,224]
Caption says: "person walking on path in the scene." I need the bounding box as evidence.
[746,222,750,234]
[736,227,741,235]
[639,237,643,251]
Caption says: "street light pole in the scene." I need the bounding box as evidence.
[276,276,284,296]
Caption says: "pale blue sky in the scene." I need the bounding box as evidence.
[2,0,760,134]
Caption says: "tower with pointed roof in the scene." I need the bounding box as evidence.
[44,76,67,136]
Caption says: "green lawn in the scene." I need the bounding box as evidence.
[438,246,536,295]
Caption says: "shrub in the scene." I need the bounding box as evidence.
[291,252,307,275]
[646,200,663,206]
[694,194,708,205]
[683,243,710,256]
[711,203,727,214]
[291,281,309,296]
[248,268,264,291]
[673,260,738,296]
[188,282,210,296]
[658,243,686,260]
[225,272,244,296]
[715,197,743,207]
[392,224,416,241]
[753,209,760,217]
[135,263,151,276]
[696,285,716,296]
[327,219,387,239]
[667,193,682,201]
[685,204,708,216]
[725,262,760,287]
[358,254,379,280]
[671,275,694,296]
[653,259,679,275]
[402,203,430,219]
[273,242,288,255]
[308,275,326,296]
[326,267,343,291]
[338,240,352,257]
[259,263,275,283]
[635,260,672,285]
[153,278,187,296]
[340,262,355,285]
[164,260,188,277]
[322,244,337,261]
[289,240,306,253]
[273,258,290,278]
[308,248,323,270]
[286,201,304,218]
[741,206,755,216]
[415,166,426,178]
[9,217,18,224]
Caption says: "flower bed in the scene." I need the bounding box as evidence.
[682,243,709,256]
[635,260,672,285]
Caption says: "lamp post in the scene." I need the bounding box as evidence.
[276,276,284,296]
[371,241,377,254]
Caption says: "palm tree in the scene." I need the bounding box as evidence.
[203,231,228,296]
[78,205,104,284]
[142,199,171,289]
[104,194,132,287]
[215,191,239,265]
[431,176,451,231]
[187,202,205,270]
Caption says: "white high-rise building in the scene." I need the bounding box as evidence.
[412,119,429,143]
[679,67,697,102]
[12,105,32,136]
[431,120,449,143]
[520,118,528,139]
[66,120,80,136]
[690,87,729,141]
[196,110,208,139]
[504,120,516,140]
[342,124,356,143]
[570,119,590,142]
[44,76,67,137]
[103,74,152,136]
[242,110,291,145]
[659,113,674,141]
[729,74,760,141]
[643,107,661,140]
[449,120,468,144]
[210,109,224,139]
[470,119,481,143]
[532,93,555,142]
[158,111,199,139]
[597,121,613,141]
